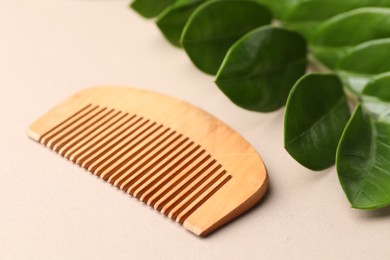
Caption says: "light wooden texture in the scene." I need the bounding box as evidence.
[27,86,268,237]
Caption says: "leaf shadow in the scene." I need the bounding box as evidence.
[306,167,334,181]
[268,108,285,128]
[356,206,390,219]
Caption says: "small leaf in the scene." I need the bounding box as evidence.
[254,0,298,19]
[338,39,390,75]
[363,72,390,102]
[286,0,368,22]
[284,1,390,24]
[157,0,205,47]
[337,105,390,209]
[284,74,350,170]
[283,0,390,38]
[215,26,307,112]
[181,0,272,75]
[131,0,177,18]
[337,39,390,94]
[361,73,390,119]
[310,8,390,68]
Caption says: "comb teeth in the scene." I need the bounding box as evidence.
[39,104,232,225]
[28,87,268,237]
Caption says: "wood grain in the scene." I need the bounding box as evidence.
[27,86,268,237]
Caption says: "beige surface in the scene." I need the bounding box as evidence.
[1,0,389,259]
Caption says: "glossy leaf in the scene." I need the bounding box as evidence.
[215,26,307,112]
[337,105,390,209]
[361,73,390,117]
[130,0,390,210]
[131,0,177,18]
[337,39,390,94]
[337,75,390,209]
[283,0,390,38]
[284,74,350,170]
[254,0,299,19]
[285,0,390,22]
[310,8,390,68]
[181,0,272,75]
[363,72,390,102]
[157,0,205,47]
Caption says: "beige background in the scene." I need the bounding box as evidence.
[1,0,389,259]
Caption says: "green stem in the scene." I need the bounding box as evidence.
[307,54,330,73]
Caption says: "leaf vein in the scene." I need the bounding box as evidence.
[286,97,346,146]
[217,57,306,83]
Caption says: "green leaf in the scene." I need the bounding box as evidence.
[361,73,390,118]
[337,104,390,209]
[131,0,177,18]
[284,1,390,22]
[157,0,206,47]
[283,22,321,40]
[337,39,390,94]
[215,26,307,112]
[285,0,383,22]
[254,0,300,19]
[284,74,350,170]
[181,0,272,75]
[310,8,390,68]
[363,72,390,102]
[283,0,390,39]
[337,75,390,209]
[339,39,390,75]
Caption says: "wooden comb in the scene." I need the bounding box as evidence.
[27,87,268,237]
